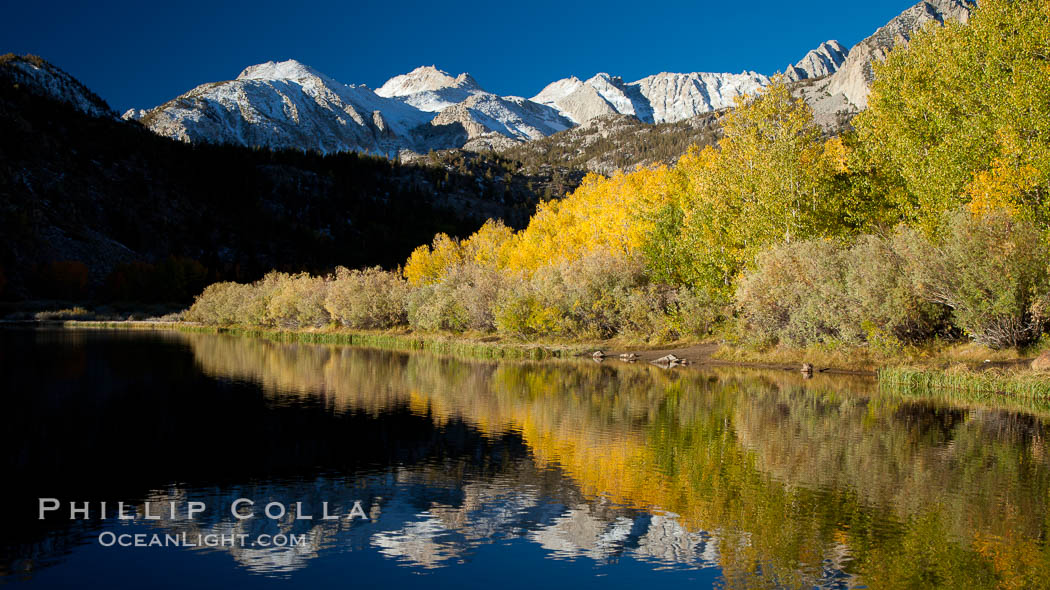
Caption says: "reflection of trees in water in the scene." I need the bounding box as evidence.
[734,385,1050,587]
[735,389,1050,522]
[188,333,677,436]
[185,333,1050,588]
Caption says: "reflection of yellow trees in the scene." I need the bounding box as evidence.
[734,389,1050,588]
[492,363,673,514]
[736,392,1050,533]
[186,332,1050,588]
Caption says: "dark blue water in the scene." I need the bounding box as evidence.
[3,328,1049,589]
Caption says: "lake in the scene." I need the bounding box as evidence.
[2,328,1048,588]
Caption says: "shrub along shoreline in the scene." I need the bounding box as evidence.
[178,207,1050,381]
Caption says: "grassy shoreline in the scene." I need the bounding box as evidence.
[9,320,1047,400]
[878,366,1050,414]
[25,320,586,360]
[878,365,1050,396]
[175,325,582,359]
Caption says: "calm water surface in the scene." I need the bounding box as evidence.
[2,328,1049,589]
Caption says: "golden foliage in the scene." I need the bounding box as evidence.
[403,233,465,286]
[503,167,681,274]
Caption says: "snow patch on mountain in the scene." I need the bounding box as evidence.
[534,70,767,124]
[237,59,330,82]
[376,66,487,113]
[0,54,116,119]
[429,93,572,144]
[532,76,584,106]
[784,40,848,81]
[586,74,653,122]
[633,71,768,123]
[377,65,481,97]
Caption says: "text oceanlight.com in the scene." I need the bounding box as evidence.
[97,532,306,548]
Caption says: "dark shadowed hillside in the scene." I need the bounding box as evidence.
[0,58,571,302]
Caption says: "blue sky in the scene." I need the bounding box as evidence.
[2,0,917,113]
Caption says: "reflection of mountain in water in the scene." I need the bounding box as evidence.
[87,470,740,577]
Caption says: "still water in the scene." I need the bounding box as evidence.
[2,328,1049,589]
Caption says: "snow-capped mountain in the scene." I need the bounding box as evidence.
[634,71,770,123]
[0,54,116,119]
[532,70,770,125]
[784,40,848,82]
[129,61,777,153]
[532,73,652,124]
[430,93,573,141]
[823,0,974,108]
[123,59,432,156]
[375,65,482,111]
[120,0,973,156]
[126,61,572,155]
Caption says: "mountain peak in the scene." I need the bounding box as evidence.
[817,40,847,54]
[784,40,849,81]
[824,0,973,106]
[376,66,482,97]
[405,65,448,78]
[454,72,479,88]
[586,72,619,84]
[236,59,328,81]
[0,53,116,119]
[531,76,585,107]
